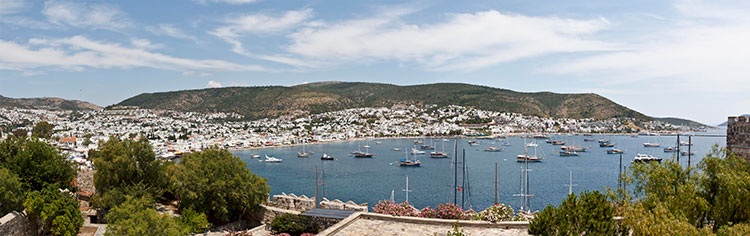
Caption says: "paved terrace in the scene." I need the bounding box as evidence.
[318,212,530,236]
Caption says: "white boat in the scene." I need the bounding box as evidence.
[321,153,334,160]
[633,153,662,163]
[484,147,503,152]
[643,143,661,147]
[443,139,450,142]
[251,154,261,158]
[392,147,401,151]
[411,147,426,155]
[263,155,283,163]
[518,137,543,162]
[526,142,538,147]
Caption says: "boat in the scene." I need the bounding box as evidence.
[263,155,283,163]
[251,154,261,158]
[606,148,624,154]
[663,146,678,152]
[297,152,309,157]
[467,140,479,145]
[354,145,374,158]
[420,144,434,150]
[561,145,587,152]
[600,142,614,147]
[392,147,401,151]
[643,142,661,147]
[363,145,371,148]
[598,139,609,144]
[631,135,639,138]
[533,134,549,139]
[321,153,334,160]
[517,137,543,162]
[584,138,595,142]
[484,147,503,152]
[399,150,422,167]
[633,153,662,163]
[375,141,382,144]
[413,139,423,144]
[442,138,450,142]
[411,147,426,155]
[545,139,553,143]
[501,140,512,146]
[680,151,695,156]
[559,150,579,156]
[679,141,692,146]
[551,140,566,145]
[583,134,592,136]
[526,142,538,147]
[430,140,449,158]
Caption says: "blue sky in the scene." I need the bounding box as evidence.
[1,0,748,125]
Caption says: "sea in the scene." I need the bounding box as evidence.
[232,128,727,212]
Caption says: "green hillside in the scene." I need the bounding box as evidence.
[0,95,101,111]
[113,82,652,121]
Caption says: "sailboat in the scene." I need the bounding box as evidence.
[411,145,426,155]
[420,137,434,150]
[517,137,543,162]
[430,139,449,158]
[354,144,374,158]
[643,136,661,147]
[297,142,309,157]
[400,150,422,167]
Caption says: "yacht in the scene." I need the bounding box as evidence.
[663,147,678,152]
[484,147,503,152]
[411,147,426,155]
[680,151,695,156]
[600,142,614,147]
[251,154,261,158]
[551,140,566,145]
[517,137,543,162]
[643,142,661,147]
[633,153,662,163]
[392,147,401,151]
[321,153,334,160]
[263,155,283,163]
[559,150,579,156]
[606,148,624,154]
[400,150,422,167]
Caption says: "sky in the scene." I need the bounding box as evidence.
[0,0,748,125]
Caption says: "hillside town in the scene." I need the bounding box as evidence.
[1,105,703,160]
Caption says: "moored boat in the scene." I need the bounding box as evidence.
[263,155,283,163]
[484,147,503,152]
[643,142,661,147]
[559,150,579,156]
[663,146,678,152]
[606,148,624,154]
[321,153,334,160]
[633,153,662,163]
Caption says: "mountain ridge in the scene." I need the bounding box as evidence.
[114,81,653,121]
[0,95,101,111]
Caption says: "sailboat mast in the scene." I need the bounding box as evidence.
[453,140,458,205]
[461,149,466,209]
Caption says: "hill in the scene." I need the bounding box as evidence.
[654,117,708,128]
[0,95,101,111]
[114,82,653,121]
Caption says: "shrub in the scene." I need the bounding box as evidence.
[179,208,209,234]
[104,196,188,236]
[475,203,516,222]
[24,185,84,236]
[269,214,316,236]
[0,137,76,191]
[0,167,24,215]
[434,203,469,220]
[528,191,623,235]
[373,200,417,216]
[419,206,437,218]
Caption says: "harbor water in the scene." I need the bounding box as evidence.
[233,132,726,212]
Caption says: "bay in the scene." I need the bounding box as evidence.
[233,132,726,212]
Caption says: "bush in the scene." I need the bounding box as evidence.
[528,191,623,235]
[474,203,516,222]
[0,136,76,191]
[0,167,24,215]
[372,200,417,216]
[179,208,209,234]
[434,203,469,220]
[174,148,269,223]
[24,185,83,236]
[104,196,188,236]
[269,214,317,236]
[418,206,436,218]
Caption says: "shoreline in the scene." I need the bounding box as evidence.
[227,131,716,152]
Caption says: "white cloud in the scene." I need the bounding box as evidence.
[148,24,199,42]
[130,38,163,50]
[281,9,612,71]
[0,36,266,72]
[546,0,750,93]
[207,80,223,88]
[195,0,258,5]
[211,9,313,55]
[42,0,131,30]
[0,0,26,15]
[183,71,214,77]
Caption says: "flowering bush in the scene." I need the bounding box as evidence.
[224,230,253,236]
[434,203,470,220]
[418,206,436,218]
[272,233,291,236]
[373,200,417,216]
[300,233,316,236]
[474,203,516,222]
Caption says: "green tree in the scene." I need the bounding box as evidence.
[0,167,24,215]
[32,121,54,139]
[11,128,27,137]
[178,208,209,234]
[24,185,84,236]
[90,138,169,209]
[104,196,188,236]
[174,148,269,223]
[269,213,316,236]
[528,190,624,235]
[0,136,76,191]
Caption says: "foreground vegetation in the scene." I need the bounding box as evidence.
[529,147,750,235]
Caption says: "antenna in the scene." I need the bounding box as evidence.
[402,176,412,203]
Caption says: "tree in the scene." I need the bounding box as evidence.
[528,191,624,235]
[174,148,269,223]
[24,185,83,236]
[0,136,76,191]
[11,128,27,138]
[0,167,24,215]
[104,196,188,236]
[32,121,54,139]
[269,213,316,236]
[90,138,169,209]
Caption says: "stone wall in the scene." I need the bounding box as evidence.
[0,211,39,236]
[266,193,368,212]
[728,116,750,160]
